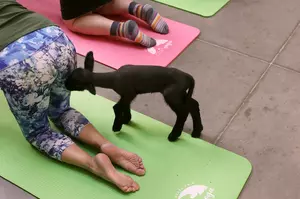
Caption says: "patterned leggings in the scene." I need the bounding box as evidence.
[0,26,90,161]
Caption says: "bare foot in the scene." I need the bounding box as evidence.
[100,143,145,176]
[90,153,140,193]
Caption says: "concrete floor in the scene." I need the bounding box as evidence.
[2,0,300,198]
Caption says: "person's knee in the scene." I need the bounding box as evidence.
[50,108,89,137]
[48,106,72,127]
[63,19,78,32]
[30,130,74,161]
[62,11,95,33]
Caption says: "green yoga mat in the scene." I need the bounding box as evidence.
[0,91,251,199]
[152,0,230,17]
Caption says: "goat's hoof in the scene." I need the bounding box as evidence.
[122,115,132,124]
[191,130,202,138]
[191,127,203,138]
[168,134,179,142]
[112,125,122,132]
[123,120,131,125]
[122,118,131,125]
[191,133,201,138]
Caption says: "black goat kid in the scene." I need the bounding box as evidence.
[65,51,204,141]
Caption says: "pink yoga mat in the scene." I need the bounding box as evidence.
[17,0,200,69]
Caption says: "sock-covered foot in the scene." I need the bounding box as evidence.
[128,2,169,34]
[110,20,156,48]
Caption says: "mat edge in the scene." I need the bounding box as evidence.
[151,0,231,17]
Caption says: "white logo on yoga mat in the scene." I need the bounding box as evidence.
[175,183,215,199]
[147,39,173,55]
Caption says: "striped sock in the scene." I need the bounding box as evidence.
[128,2,169,34]
[110,20,156,48]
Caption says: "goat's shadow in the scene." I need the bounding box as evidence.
[126,121,143,130]
[113,129,135,142]
[124,120,165,138]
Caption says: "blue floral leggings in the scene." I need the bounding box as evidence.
[0,26,90,161]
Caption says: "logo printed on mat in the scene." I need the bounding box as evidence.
[147,39,173,55]
[175,183,215,199]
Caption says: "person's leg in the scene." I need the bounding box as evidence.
[6,88,139,192]
[48,32,146,176]
[96,0,169,34]
[79,128,146,176]
[62,145,140,193]
[0,28,139,192]
[63,13,156,48]
[32,131,139,192]
[63,12,112,35]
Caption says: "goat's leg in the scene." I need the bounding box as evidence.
[167,103,189,142]
[188,98,204,138]
[112,101,123,132]
[121,104,132,124]
[163,88,189,142]
[120,94,136,124]
[112,94,135,131]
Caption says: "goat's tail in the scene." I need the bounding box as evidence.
[186,74,195,100]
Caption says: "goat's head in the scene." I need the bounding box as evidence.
[65,51,96,95]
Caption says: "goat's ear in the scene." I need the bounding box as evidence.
[86,84,96,95]
[84,51,94,72]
